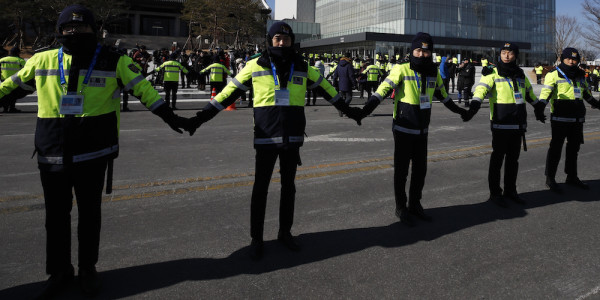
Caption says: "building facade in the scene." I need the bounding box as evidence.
[301,0,555,65]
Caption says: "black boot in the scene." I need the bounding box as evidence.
[489,194,508,208]
[395,207,414,227]
[408,202,432,221]
[565,176,589,190]
[545,177,563,194]
[37,266,74,299]
[503,191,525,204]
[249,239,264,261]
[277,231,301,251]
[79,266,101,297]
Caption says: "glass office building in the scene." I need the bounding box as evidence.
[301,0,555,65]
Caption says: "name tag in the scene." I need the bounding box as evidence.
[87,77,106,87]
[292,76,303,85]
[427,79,436,89]
[514,92,524,104]
[60,94,84,115]
[275,89,290,106]
[574,88,581,99]
[420,94,431,109]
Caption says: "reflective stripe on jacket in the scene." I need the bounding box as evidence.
[374,62,449,132]
[0,47,164,165]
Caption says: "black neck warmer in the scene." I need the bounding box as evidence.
[497,60,523,78]
[409,54,437,76]
[557,63,583,80]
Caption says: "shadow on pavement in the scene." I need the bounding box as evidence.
[2,180,598,299]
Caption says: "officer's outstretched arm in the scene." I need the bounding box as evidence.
[434,73,468,118]
[307,67,361,124]
[189,68,253,135]
[117,56,188,134]
[582,87,600,109]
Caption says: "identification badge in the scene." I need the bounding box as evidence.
[514,92,524,104]
[427,80,436,89]
[419,95,431,109]
[274,89,290,106]
[87,77,106,87]
[60,94,84,115]
[574,88,581,99]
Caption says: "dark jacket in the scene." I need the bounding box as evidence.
[332,58,357,92]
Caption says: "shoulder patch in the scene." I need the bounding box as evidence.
[128,64,141,73]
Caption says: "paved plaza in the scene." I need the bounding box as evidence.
[1,77,600,299]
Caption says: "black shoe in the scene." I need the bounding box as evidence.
[79,266,101,296]
[503,192,525,204]
[8,108,21,113]
[408,203,433,221]
[172,106,178,110]
[37,266,74,299]
[565,176,589,190]
[277,232,301,252]
[249,239,264,261]
[545,177,563,194]
[489,194,508,208]
[395,208,414,227]
[122,107,131,112]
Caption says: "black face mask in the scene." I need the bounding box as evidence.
[57,33,97,56]
[558,62,582,80]
[409,54,436,76]
[497,59,523,78]
[268,46,295,65]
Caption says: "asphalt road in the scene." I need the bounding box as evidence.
[1,85,600,299]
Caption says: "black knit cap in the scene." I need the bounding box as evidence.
[411,32,433,52]
[561,47,580,61]
[56,5,96,33]
[268,21,295,43]
[500,42,519,56]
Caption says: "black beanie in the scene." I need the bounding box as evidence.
[411,32,433,52]
[56,5,96,33]
[268,21,295,44]
[500,42,519,56]
[561,47,580,61]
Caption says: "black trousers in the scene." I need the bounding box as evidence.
[364,81,378,99]
[536,74,542,85]
[393,131,428,209]
[250,147,300,241]
[164,81,179,108]
[545,121,583,179]
[306,89,317,105]
[211,82,226,95]
[40,159,107,275]
[489,130,522,196]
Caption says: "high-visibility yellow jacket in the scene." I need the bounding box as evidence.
[200,63,231,83]
[473,66,537,130]
[197,53,346,149]
[362,65,382,82]
[0,46,165,166]
[535,66,544,75]
[155,60,187,82]
[372,61,451,133]
[0,55,26,81]
[539,69,594,122]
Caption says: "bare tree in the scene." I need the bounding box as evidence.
[582,0,600,55]
[552,15,581,63]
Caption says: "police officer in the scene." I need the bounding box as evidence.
[463,42,541,207]
[535,63,544,85]
[355,32,468,226]
[361,59,382,99]
[200,57,232,94]
[188,21,361,260]
[538,48,600,193]
[154,53,188,110]
[0,46,29,112]
[0,5,191,298]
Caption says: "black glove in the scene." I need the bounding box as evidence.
[589,99,600,109]
[461,100,481,122]
[187,116,204,136]
[533,101,547,123]
[153,104,184,134]
[344,107,364,126]
[481,66,494,76]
